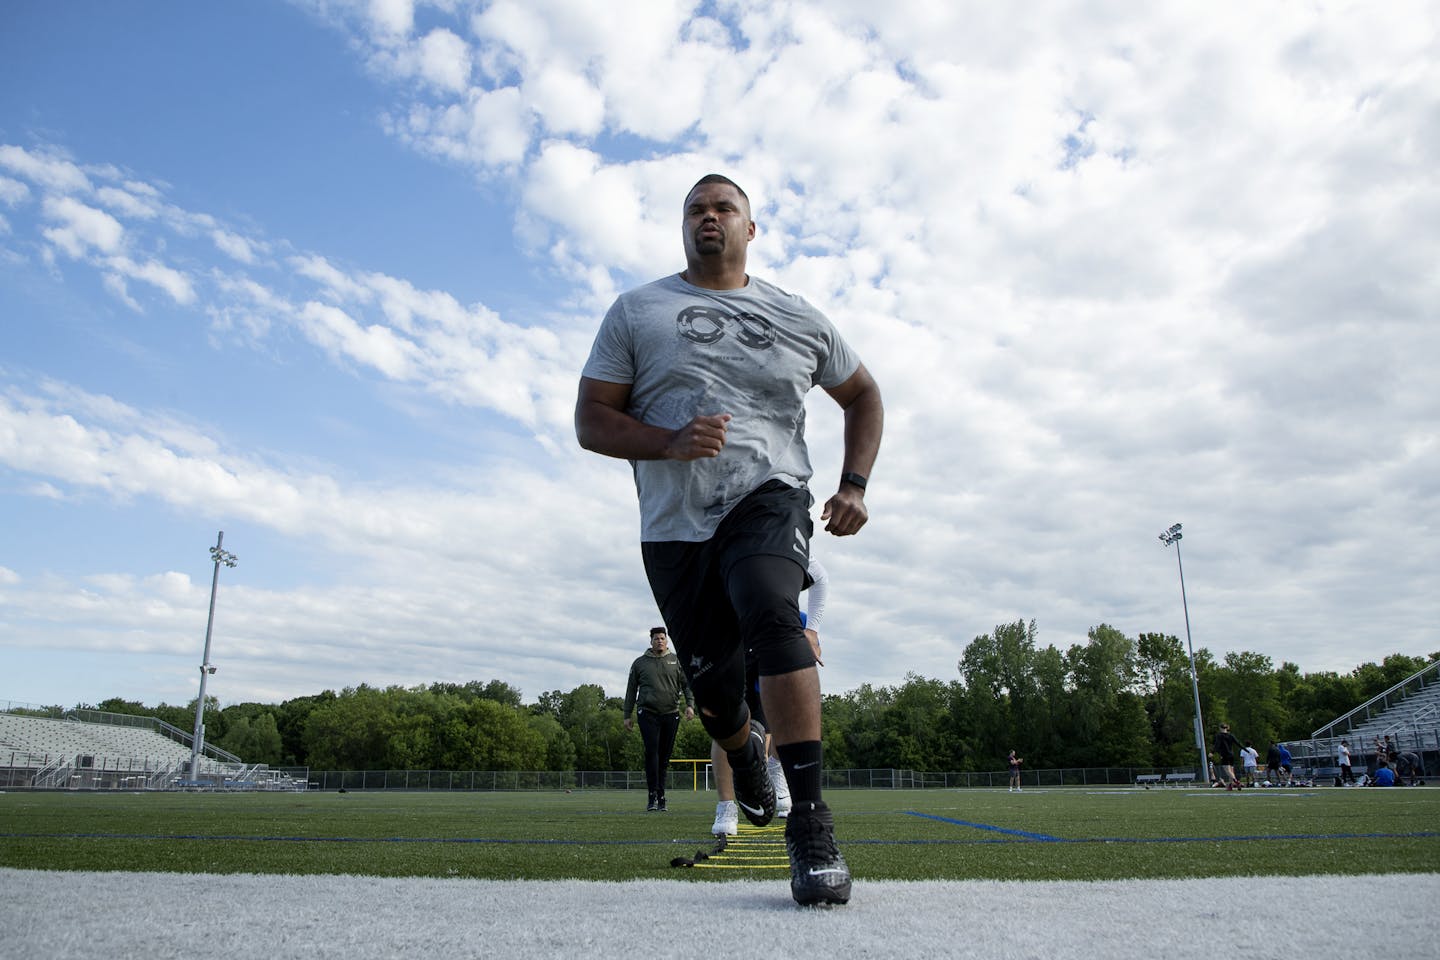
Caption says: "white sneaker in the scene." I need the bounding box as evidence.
[712,800,739,836]
[768,757,793,817]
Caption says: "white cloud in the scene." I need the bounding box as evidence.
[0,144,92,193]
[414,27,471,92]
[41,196,124,256]
[298,301,420,380]
[95,185,161,220]
[290,254,375,303]
[102,272,143,310]
[368,0,413,38]
[524,64,604,136]
[0,176,30,205]
[104,254,196,305]
[211,229,258,264]
[392,86,533,168]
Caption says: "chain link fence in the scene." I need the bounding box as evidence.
[295,765,1186,792]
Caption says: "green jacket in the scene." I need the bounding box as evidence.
[624,648,694,718]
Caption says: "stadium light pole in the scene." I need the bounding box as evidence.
[189,531,237,780]
[1159,523,1209,782]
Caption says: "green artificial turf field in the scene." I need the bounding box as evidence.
[1,785,1435,882]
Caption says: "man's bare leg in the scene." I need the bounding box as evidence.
[758,666,821,745]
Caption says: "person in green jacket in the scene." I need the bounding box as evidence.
[624,626,695,811]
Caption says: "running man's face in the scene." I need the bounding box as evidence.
[650,632,668,654]
[682,182,754,262]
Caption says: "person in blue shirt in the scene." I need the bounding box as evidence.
[1372,762,1396,787]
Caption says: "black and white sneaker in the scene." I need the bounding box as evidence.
[785,801,851,906]
[729,719,776,827]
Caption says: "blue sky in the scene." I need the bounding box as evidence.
[2,1,1437,712]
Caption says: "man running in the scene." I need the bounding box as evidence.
[577,174,883,905]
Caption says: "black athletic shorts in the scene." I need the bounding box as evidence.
[642,480,816,711]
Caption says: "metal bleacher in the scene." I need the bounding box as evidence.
[1283,659,1440,778]
[0,707,304,791]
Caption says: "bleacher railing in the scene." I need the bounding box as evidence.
[1309,659,1440,741]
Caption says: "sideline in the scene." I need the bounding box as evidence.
[3,868,1438,960]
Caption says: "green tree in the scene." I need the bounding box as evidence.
[884,674,961,771]
[302,685,398,769]
[957,619,1039,765]
[1027,644,1069,767]
[215,713,283,765]
[274,691,335,766]
[437,699,546,770]
[526,712,576,771]
[1136,632,1199,766]
[1066,625,1149,766]
[1212,650,1285,750]
[554,684,628,770]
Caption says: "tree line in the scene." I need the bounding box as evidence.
[80,621,1435,772]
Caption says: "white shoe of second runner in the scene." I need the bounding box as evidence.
[769,756,793,818]
[712,800,739,836]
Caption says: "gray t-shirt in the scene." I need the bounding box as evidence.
[583,273,861,542]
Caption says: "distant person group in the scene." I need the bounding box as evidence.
[1355,734,1426,787]
[1209,723,1295,790]
[1210,728,1426,790]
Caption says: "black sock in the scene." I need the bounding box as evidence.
[725,729,760,769]
[777,741,823,806]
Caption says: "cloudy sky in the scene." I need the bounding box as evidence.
[2,1,1436,713]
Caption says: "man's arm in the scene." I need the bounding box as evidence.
[575,376,731,461]
[680,672,695,719]
[622,661,639,730]
[803,557,829,665]
[820,362,883,536]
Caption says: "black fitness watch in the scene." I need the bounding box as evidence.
[840,471,868,491]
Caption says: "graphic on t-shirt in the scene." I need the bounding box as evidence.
[677,305,776,350]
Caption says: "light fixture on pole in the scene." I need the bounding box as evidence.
[1159,522,1209,781]
[190,531,237,780]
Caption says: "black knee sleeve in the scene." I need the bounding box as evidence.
[726,555,815,676]
[696,696,750,742]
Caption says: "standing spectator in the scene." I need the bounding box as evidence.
[1338,740,1356,784]
[577,173,883,906]
[1383,735,1397,763]
[1240,741,1259,785]
[1007,750,1024,793]
[1213,724,1243,790]
[1265,743,1283,784]
[623,626,695,812]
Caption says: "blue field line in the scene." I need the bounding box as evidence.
[905,812,1063,841]
[898,813,1440,846]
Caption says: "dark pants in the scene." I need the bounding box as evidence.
[642,483,816,739]
[637,709,680,798]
